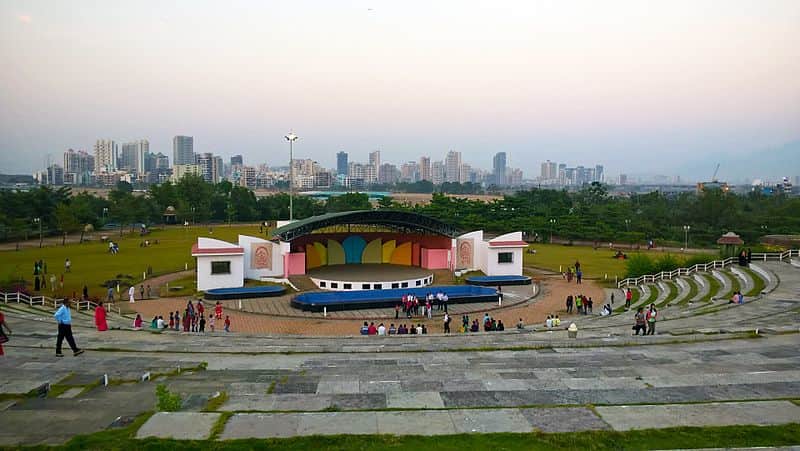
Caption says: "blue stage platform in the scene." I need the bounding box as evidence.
[465,275,532,286]
[205,286,286,301]
[291,285,499,312]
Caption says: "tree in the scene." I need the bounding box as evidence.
[377,196,394,209]
[326,193,371,213]
[54,204,80,245]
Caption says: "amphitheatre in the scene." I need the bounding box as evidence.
[1,212,799,449]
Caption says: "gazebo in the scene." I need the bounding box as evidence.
[163,206,177,224]
[717,231,744,258]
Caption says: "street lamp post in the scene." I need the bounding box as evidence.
[284,132,298,221]
[102,207,108,224]
[191,207,196,225]
[683,225,691,251]
[33,217,42,248]
[625,219,630,231]
[549,218,557,243]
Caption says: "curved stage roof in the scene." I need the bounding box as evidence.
[271,210,459,242]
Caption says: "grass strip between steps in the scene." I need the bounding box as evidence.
[656,281,677,308]
[54,410,800,451]
[741,267,767,296]
[678,278,698,305]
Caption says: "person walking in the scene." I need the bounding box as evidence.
[625,288,632,309]
[0,308,11,356]
[107,286,114,302]
[94,301,108,331]
[646,304,658,335]
[224,316,231,332]
[54,302,83,357]
[565,295,573,313]
[128,285,135,303]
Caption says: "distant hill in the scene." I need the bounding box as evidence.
[0,174,35,184]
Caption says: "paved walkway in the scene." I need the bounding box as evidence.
[123,276,600,335]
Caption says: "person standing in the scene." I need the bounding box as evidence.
[443,313,451,334]
[128,285,135,303]
[566,295,573,313]
[633,307,646,336]
[139,284,145,301]
[224,316,231,332]
[94,301,108,331]
[0,308,11,356]
[65,258,71,273]
[107,286,114,302]
[625,288,632,309]
[646,304,658,335]
[214,301,223,320]
[54,302,83,357]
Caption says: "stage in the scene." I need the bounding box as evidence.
[307,264,434,291]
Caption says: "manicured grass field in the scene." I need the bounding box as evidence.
[523,244,689,282]
[0,225,266,300]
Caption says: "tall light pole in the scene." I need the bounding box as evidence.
[33,217,42,248]
[284,131,298,221]
[683,225,691,251]
[549,218,557,243]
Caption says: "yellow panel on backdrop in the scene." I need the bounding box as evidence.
[305,244,321,269]
[327,240,345,265]
[382,240,396,263]
[390,242,412,266]
[313,242,327,266]
[362,238,382,264]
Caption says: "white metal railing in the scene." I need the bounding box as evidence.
[0,291,123,315]
[617,250,800,288]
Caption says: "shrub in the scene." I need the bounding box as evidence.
[625,254,655,278]
[652,254,681,273]
[155,384,182,412]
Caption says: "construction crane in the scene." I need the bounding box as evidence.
[711,163,720,183]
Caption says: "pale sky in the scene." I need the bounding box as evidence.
[1,0,799,179]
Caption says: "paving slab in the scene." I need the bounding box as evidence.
[57,387,84,399]
[136,412,221,439]
[596,401,800,431]
[520,407,611,432]
[449,408,533,433]
[220,413,301,439]
[386,391,445,409]
[270,393,332,411]
[316,379,360,394]
[376,410,456,435]
[296,411,379,435]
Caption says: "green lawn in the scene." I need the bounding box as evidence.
[523,244,689,281]
[0,224,266,300]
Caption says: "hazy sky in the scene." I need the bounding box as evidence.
[1,0,798,179]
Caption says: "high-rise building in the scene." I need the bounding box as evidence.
[400,161,419,182]
[197,153,215,183]
[432,160,445,185]
[459,163,471,184]
[594,165,604,183]
[445,150,461,183]
[172,164,201,182]
[540,160,557,180]
[419,156,431,181]
[63,149,94,185]
[230,155,243,167]
[618,174,628,185]
[46,164,64,186]
[336,151,348,175]
[369,150,381,180]
[120,139,149,174]
[493,152,507,185]
[93,139,117,173]
[172,136,194,166]
[379,163,399,185]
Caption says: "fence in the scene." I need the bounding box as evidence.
[0,291,123,315]
[617,250,800,288]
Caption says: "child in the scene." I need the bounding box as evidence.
[224,315,231,332]
[209,314,215,332]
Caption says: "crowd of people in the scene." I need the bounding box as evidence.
[565,294,593,314]
[360,321,429,335]
[132,299,231,334]
[394,291,451,319]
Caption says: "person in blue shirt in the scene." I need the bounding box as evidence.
[54,302,83,357]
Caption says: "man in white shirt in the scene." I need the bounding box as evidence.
[128,285,135,303]
[377,323,386,335]
[156,316,165,329]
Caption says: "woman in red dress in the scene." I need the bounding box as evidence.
[94,301,108,331]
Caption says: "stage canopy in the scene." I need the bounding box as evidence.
[271,210,460,242]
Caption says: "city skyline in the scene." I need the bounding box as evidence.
[1,1,799,180]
